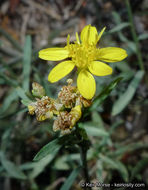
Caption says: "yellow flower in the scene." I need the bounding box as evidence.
[39,25,127,99]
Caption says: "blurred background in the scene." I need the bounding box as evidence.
[0,0,148,190]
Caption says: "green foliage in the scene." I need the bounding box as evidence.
[90,77,122,111]
[0,151,26,180]
[112,71,144,115]
[60,167,81,190]
[22,36,32,92]
[33,138,63,161]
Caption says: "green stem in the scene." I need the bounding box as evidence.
[79,144,91,190]
[75,126,91,190]
[125,0,145,71]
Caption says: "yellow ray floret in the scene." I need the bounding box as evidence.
[39,24,128,99]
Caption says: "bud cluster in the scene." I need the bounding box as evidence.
[28,79,92,135]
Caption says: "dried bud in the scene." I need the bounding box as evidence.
[28,105,35,115]
[66,78,73,85]
[58,83,77,108]
[28,96,60,121]
[76,96,92,108]
[70,105,82,128]
[53,105,82,135]
[45,111,53,119]
[32,82,45,98]
[37,115,47,121]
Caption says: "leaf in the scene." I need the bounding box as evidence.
[22,35,32,91]
[54,156,70,170]
[115,61,133,72]
[29,152,58,179]
[0,151,26,180]
[108,120,124,135]
[138,33,148,41]
[33,138,62,161]
[92,111,104,129]
[96,160,103,183]
[131,157,148,180]
[100,155,129,182]
[16,86,31,102]
[107,143,148,158]
[54,154,80,171]
[111,12,136,54]
[0,89,18,116]
[0,73,18,87]
[108,23,130,34]
[84,125,109,137]
[112,70,144,116]
[90,77,122,111]
[21,99,32,106]
[60,167,81,190]
[33,134,77,161]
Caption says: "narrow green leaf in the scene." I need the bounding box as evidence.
[115,61,133,72]
[33,138,61,161]
[96,160,103,183]
[92,111,104,129]
[22,35,32,91]
[60,167,81,190]
[100,155,129,182]
[107,143,148,158]
[90,77,122,111]
[29,152,58,179]
[84,125,109,137]
[112,12,137,53]
[16,86,31,102]
[21,99,32,106]
[54,156,70,170]
[0,73,18,87]
[54,154,80,170]
[34,134,79,161]
[0,152,26,180]
[108,23,130,34]
[131,157,148,180]
[138,33,148,41]
[112,70,144,116]
[0,89,18,115]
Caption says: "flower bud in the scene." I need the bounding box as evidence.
[28,105,35,115]
[37,115,46,121]
[70,105,82,128]
[32,82,45,98]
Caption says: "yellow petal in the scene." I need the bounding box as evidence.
[67,34,70,46]
[80,25,89,43]
[76,32,80,44]
[48,61,75,83]
[97,47,128,62]
[77,70,96,99]
[97,27,106,42]
[80,25,98,45]
[39,48,69,61]
[88,61,112,76]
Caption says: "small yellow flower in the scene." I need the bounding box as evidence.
[39,25,127,99]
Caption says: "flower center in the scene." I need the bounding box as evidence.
[67,43,97,69]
